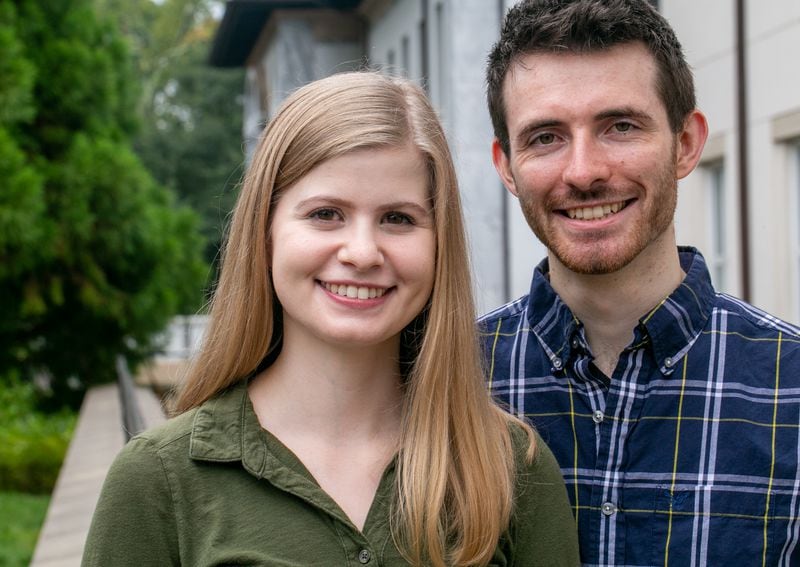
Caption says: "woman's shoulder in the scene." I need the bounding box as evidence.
[132,407,198,448]
[113,407,199,473]
[506,420,563,484]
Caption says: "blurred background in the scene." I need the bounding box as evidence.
[1,1,798,565]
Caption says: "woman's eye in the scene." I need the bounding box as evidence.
[309,208,340,221]
[383,211,413,225]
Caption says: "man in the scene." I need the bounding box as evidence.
[480,0,800,565]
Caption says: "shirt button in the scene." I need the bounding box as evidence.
[571,338,580,349]
[358,549,371,564]
[601,502,618,516]
[665,357,674,368]
[592,410,604,424]
[552,357,562,370]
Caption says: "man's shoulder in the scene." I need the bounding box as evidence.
[708,293,800,370]
[712,292,800,339]
[478,294,531,327]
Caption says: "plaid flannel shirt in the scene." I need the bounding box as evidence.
[479,247,800,566]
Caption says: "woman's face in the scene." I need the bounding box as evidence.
[269,143,435,352]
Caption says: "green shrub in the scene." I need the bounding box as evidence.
[0,491,50,567]
[0,379,75,493]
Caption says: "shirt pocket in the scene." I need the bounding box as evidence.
[647,483,779,566]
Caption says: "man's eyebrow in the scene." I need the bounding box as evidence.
[596,107,654,123]
[515,119,563,144]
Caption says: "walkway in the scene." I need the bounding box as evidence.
[29,383,165,567]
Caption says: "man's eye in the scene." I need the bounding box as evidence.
[309,208,340,221]
[383,212,413,225]
[614,122,634,133]
[533,133,556,145]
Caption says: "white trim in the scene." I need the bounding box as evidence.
[790,142,800,323]
[703,160,728,292]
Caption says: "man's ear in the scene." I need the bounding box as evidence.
[675,109,709,180]
[492,138,519,197]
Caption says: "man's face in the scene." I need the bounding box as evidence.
[493,42,686,275]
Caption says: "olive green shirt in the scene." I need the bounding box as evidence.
[82,382,579,566]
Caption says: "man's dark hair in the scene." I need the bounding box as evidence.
[487,0,696,155]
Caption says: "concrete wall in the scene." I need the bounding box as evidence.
[665,0,800,322]
[242,11,363,158]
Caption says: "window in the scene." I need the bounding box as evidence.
[705,160,727,291]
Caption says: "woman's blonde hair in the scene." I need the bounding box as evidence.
[172,71,534,567]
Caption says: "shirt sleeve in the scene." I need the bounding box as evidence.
[505,426,581,567]
[82,436,180,566]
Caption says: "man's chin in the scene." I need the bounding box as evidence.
[550,246,637,276]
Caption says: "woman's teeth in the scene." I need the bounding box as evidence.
[323,283,385,299]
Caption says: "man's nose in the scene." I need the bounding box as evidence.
[562,134,612,190]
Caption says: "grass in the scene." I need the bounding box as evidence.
[0,491,50,567]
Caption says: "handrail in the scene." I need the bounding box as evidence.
[115,355,145,441]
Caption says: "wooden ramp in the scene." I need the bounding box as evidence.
[30,383,165,567]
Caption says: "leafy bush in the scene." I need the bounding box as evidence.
[0,379,75,493]
[0,491,50,567]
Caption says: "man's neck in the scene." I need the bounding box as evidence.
[548,238,685,377]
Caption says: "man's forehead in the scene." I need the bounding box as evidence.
[502,43,662,115]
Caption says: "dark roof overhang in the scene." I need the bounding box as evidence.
[209,0,361,67]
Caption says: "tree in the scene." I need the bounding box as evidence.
[0,0,208,409]
[100,0,245,271]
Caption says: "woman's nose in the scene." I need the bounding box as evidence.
[337,224,384,270]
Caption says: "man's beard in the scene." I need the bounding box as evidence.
[516,158,678,275]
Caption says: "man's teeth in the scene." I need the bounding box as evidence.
[566,201,625,220]
[323,283,385,299]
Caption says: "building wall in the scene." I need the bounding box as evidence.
[665,0,800,322]
[242,11,363,158]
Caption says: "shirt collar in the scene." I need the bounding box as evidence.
[188,379,270,478]
[526,257,583,370]
[528,247,715,376]
[187,380,371,528]
[639,247,715,375]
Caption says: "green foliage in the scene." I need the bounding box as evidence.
[0,380,75,494]
[103,0,245,269]
[0,0,208,408]
[134,37,244,266]
[0,491,50,567]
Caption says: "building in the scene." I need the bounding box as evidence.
[210,0,800,322]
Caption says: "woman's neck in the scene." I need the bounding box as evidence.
[248,335,404,442]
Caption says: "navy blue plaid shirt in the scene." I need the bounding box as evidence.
[479,248,800,567]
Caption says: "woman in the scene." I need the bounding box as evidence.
[83,71,579,566]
